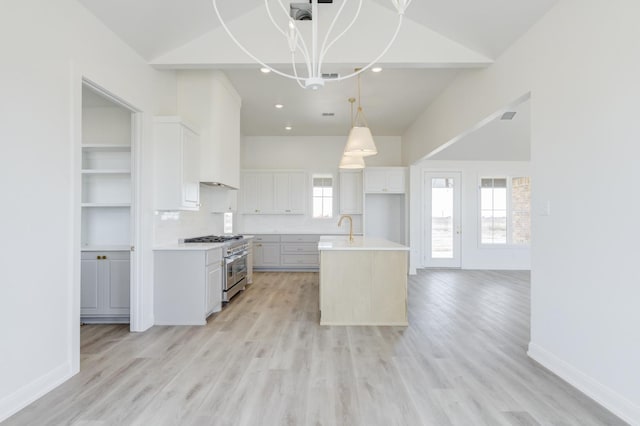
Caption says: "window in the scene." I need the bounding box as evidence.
[312,175,333,218]
[480,177,530,245]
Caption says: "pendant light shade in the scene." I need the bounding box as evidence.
[344,125,377,157]
[339,152,365,169]
[343,71,377,157]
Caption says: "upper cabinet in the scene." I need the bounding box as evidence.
[240,171,307,214]
[177,71,242,189]
[339,170,363,214]
[154,117,200,211]
[364,167,407,194]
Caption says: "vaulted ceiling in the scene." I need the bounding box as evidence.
[78,0,557,136]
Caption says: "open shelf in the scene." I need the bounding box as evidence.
[81,169,130,174]
[82,203,131,208]
[81,245,131,252]
[82,144,131,152]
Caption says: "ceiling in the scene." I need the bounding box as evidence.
[429,100,530,161]
[77,0,557,138]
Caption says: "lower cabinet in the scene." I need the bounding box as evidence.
[81,251,130,323]
[252,235,320,270]
[154,247,223,325]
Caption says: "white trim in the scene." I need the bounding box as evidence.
[528,342,640,425]
[0,362,73,423]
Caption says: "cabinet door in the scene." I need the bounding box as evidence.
[386,169,406,193]
[206,262,222,315]
[181,127,200,208]
[364,169,386,192]
[339,171,363,214]
[288,172,307,214]
[257,174,275,213]
[262,243,281,265]
[241,173,260,213]
[273,173,290,213]
[107,254,130,313]
[81,257,100,313]
[253,243,265,267]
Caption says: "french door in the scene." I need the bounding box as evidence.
[423,172,462,268]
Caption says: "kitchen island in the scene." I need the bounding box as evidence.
[318,236,409,326]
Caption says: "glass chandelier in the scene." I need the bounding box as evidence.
[211,0,413,90]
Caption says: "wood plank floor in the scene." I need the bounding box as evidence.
[5,270,626,425]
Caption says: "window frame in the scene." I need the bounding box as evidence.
[311,173,335,219]
[478,175,531,248]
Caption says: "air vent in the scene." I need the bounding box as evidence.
[322,112,335,117]
[321,73,339,79]
[501,111,517,120]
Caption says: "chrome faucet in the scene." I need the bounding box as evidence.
[338,215,354,243]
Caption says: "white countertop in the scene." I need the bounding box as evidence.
[241,231,364,236]
[317,236,409,251]
[154,235,254,251]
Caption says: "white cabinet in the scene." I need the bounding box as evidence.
[241,171,306,214]
[339,170,363,214]
[206,258,222,315]
[252,235,281,268]
[364,167,406,194]
[154,117,200,211]
[154,247,223,325]
[252,234,320,270]
[81,251,130,322]
[177,71,241,189]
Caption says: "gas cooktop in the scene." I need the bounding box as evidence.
[183,235,243,244]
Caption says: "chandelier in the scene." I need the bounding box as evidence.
[211,0,413,90]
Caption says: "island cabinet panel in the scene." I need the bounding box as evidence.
[319,240,408,326]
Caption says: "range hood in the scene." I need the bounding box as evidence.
[201,181,238,190]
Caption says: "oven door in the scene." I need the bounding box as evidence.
[225,253,248,290]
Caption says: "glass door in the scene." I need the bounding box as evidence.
[423,172,461,268]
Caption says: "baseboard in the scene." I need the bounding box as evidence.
[0,362,73,423]
[528,342,640,425]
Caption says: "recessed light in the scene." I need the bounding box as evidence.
[260,67,271,74]
[285,126,293,131]
[372,67,383,73]
[275,104,284,109]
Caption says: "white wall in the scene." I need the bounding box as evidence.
[402,0,640,423]
[409,161,531,273]
[0,0,176,421]
[238,136,402,234]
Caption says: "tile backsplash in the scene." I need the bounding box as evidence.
[153,185,226,246]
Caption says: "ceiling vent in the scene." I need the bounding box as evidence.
[290,1,333,21]
[501,111,517,120]
[322,112,335,117]
[321,72,339,79]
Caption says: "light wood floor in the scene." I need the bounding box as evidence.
[6,270,626,426]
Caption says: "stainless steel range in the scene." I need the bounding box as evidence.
[184,235,249,302]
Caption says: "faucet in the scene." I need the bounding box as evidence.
[338,215,354,243]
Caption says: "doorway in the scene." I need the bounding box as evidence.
[79,80,139,327]
[423,171,462,268]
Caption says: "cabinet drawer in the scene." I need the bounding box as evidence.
[281,243,318,254]
[281,234,320,243]
[281,254,319,266]
[253,235,281,243]
[206,248,222,265]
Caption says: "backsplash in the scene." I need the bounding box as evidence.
[237,214,362,235]
[153,185,226,246]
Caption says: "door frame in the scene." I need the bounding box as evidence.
[422,171,462,268]
[73,76,143,370]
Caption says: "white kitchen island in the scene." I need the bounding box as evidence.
[318,236,409,326]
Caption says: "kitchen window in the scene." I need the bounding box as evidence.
[480,176,531,245]
[312,175,333,219]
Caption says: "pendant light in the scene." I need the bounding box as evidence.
[340,98,365,169]
[344,70,378,157]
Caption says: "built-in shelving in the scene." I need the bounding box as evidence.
[81,203,131,208]
[82,144,131,152]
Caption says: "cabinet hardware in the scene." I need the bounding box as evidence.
[130,246,135,252]
[96,255,100,260]
[285,210,291,212]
